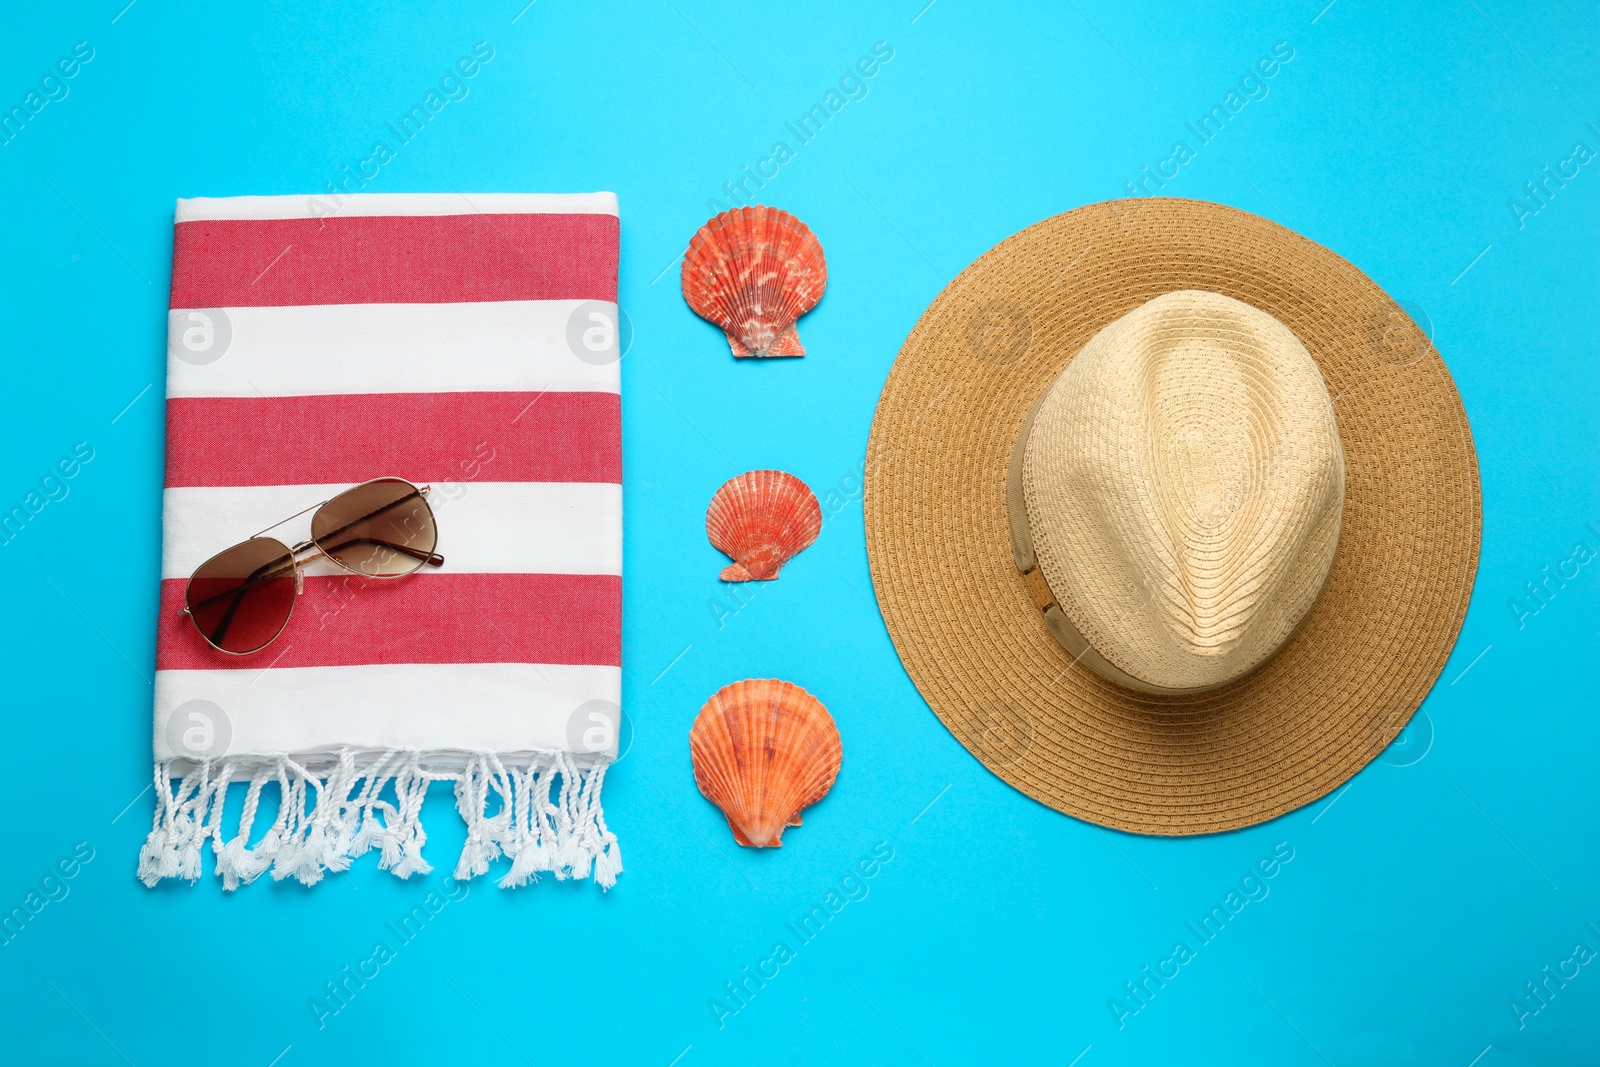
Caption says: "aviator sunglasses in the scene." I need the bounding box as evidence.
[179,477,444,655]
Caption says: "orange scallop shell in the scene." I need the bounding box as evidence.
[690,679,842,848]
[706,469,822,581]
[681,206,827,358]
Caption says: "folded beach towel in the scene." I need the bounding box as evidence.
[139,192,623,890]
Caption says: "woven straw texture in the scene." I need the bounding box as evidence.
[864,198,1480,835]
[1024,290,1346,692]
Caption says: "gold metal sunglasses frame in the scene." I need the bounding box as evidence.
[178,477,445,655]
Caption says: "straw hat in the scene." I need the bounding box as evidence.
[864,198,1479,834]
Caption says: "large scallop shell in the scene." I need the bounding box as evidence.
[681,206,827,358]
[690,679,842,848]
[707,469,822,581]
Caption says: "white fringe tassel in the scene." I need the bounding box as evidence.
[136,749,621,891]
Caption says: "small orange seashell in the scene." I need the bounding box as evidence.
[706,470,822,582]
[681,206,827,358]
[690,679,841,848]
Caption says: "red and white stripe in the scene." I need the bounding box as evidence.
[153,192,621,765]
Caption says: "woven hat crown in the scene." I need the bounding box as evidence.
[1020,290,1346,691]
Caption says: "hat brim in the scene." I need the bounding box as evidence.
[864,198,1480,835]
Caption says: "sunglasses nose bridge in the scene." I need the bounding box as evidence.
[288,540,318,594]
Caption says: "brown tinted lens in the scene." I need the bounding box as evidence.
[186,538,297,654]
[313,478,437,577]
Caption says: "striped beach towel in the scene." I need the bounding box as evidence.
[138,192,623,890]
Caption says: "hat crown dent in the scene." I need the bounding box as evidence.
[1023,290,1346,691]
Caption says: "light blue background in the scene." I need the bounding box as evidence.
[1,1,1596,1063]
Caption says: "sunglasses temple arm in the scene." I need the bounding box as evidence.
[201,556,291,647]
[319,536,444,567]
[181,558,300,617]
[312,489,427,548]
[206,589,244,649]
[183,539,441,621]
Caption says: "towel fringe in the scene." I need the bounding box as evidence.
[449,751,621,889]
[136,750,620,891]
